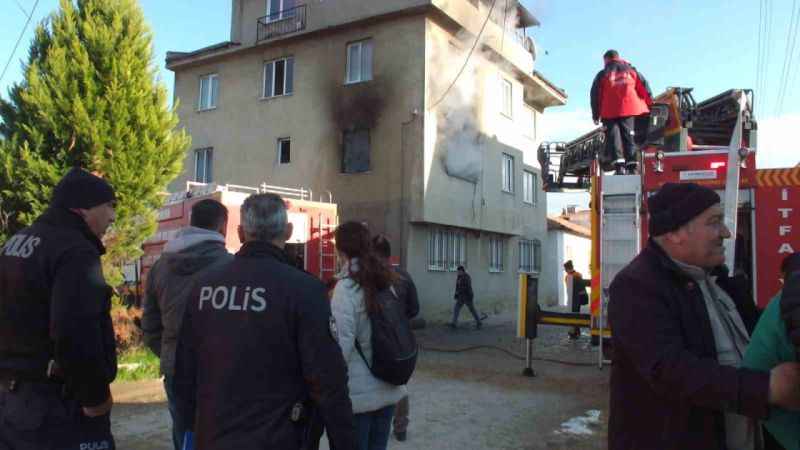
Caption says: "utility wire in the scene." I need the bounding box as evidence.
[428,0,499,111]
[776,0,800,115]
[0,0,40,86]
[13,0,28,17]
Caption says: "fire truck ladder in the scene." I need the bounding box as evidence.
[318,213,339,280]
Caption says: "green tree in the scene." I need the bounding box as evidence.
[0,0,190,285]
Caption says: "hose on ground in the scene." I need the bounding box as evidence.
[420,344,600,367]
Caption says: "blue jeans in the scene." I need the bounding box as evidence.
[164,374,186,450]
[354,405,395,450]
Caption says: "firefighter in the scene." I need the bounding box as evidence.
[590,49,653,175]
[563,260,589,339]
[608,182,800,450]
[173,193,356,450]
[0,168,118,449]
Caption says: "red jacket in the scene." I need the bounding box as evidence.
[591,58,652,121]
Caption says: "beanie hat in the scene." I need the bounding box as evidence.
[648,183,720,237]
[51,167,116,210]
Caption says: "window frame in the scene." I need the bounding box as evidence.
[489,236,505,273]
[277,138,291,164]
[428,228,467,272]
[341,128,371,174]
[263,56,294,98]
[501,78,513,118]
[523,104,536,140]
[266,0,296,21]
[502,153,515,194]
[194,147,213,183]
[523,170,537,206]
[345,39,374,85]
[518,239,541,273]
[198,73,219,111]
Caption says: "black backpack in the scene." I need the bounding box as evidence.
[355,286,418,386]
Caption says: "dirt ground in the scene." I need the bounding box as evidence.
[111,314,609,450]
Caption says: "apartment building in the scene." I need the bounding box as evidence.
[166,0,566,319]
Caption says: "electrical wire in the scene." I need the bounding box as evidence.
[776,0,800,115]
[420,344,601,367]
[428,0,499,111]
[0,0,40,85]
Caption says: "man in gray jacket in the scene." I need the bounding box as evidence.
[142,198,233,450]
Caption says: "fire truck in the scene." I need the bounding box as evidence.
[135,182,339,295]
[532,88,800,366]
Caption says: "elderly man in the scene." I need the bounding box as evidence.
[0,168,118,449]
[174,193,356,450]
[608,182,800,450]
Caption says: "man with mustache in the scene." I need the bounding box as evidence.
[608,182,800,450]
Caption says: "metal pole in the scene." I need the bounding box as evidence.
[522,338,536,377]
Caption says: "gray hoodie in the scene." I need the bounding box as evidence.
[141,227,233,376]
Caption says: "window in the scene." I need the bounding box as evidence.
[523,105,536,139]
[501,78,512,118]
[428,228,467,271]
[519,239,541,273]
[502,153,514,193]
[194,148,213,183]
[263,57,294,98]
[346,40,373,84]
[523,171,537,205]
[278,138,291,164]
[198,74,219,110]
[489,236,505,272]
[267,0,296,20]
[342,129,370,173]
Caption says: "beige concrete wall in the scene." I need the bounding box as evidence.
[171,14,428,255]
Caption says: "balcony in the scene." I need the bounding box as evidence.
[257,5,307,42]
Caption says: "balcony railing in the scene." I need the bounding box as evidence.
[257,5,307,42]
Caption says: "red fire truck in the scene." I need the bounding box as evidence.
[538,88,800,366]
[137,182,339,291]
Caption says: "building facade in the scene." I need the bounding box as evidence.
[166,0,566,320]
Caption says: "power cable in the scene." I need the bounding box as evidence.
[13,0,28,16]
[776,0,800,115]
[428,0,499,111]
[0,0,40,86]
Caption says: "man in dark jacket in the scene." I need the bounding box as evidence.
[371,234,419,442]
[781,252,800,357]
[564,260,589,339]
[450,266,485,329]
[141,198,233,450]
[609,182,800,450]
[0,168,118,449]
[590,49,652,175]
[174,193,356,450]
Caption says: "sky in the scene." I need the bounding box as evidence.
[1,0,799,214]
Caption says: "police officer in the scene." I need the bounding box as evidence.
[174,193,356,450]
[0,168,118,449]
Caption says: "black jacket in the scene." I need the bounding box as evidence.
[393,267,420,319]
[0,208,117,407]
[780,252,800,355]
[454,273,473,303]
[608,239,769,450]
[174,241,356,450]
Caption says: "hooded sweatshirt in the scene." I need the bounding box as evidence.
[142,227,233,376]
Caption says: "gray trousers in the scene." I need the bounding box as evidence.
[452,300,481,325]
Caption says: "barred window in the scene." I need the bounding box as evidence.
[428,228,467,271]
[489,236,505,272]
[519,239,541,273]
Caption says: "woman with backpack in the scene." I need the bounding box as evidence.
[331,221,407,450]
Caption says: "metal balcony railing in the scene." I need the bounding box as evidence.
[257,5,307,42]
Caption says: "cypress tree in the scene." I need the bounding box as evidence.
[0,0,190,285]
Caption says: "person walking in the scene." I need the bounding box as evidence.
[608,182,800,450]
[450,266,484,329]
[141,198,233,450]
[331,222,406,450]
[590,49,652,175]
[371,234,419,442]
[0,168,118,449]
[174,193,356,450]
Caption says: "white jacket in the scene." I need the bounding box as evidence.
[331,259,406,414]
